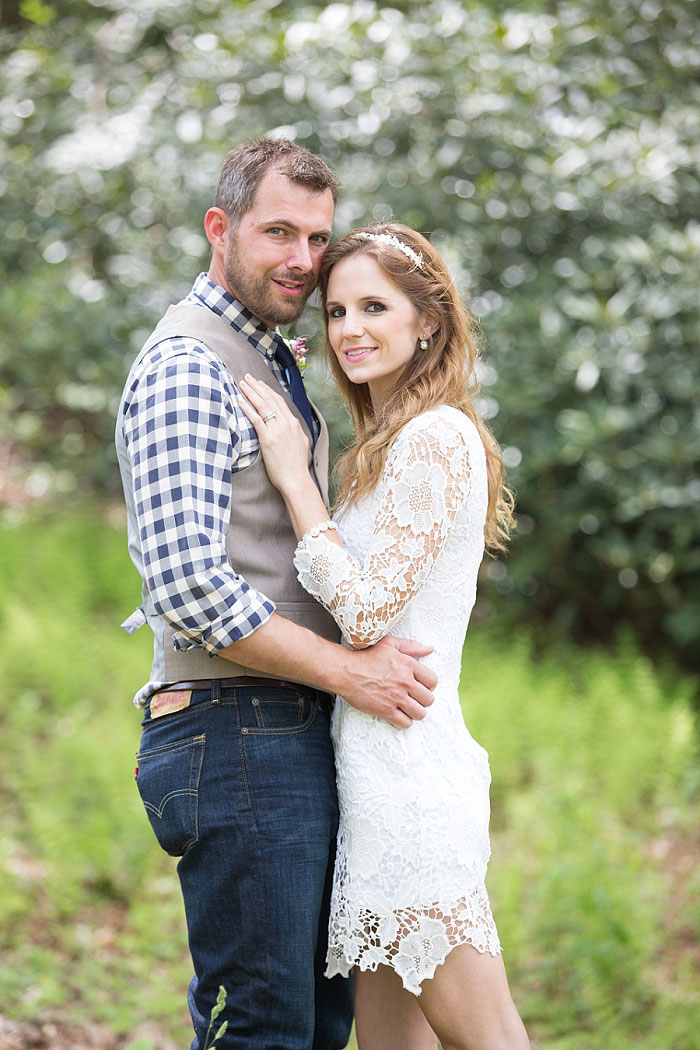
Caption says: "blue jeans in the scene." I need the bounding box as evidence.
[136,680,353,1050]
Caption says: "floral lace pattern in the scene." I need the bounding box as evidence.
[294,407,502,994]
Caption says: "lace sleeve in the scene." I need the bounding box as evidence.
[293,417,473,648]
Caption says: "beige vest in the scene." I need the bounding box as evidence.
[116,299,340,683]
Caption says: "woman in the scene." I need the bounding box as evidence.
[239,223,529,1050]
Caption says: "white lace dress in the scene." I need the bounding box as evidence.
[293,405,501,995]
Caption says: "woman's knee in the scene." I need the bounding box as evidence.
[440,1009,530,1050]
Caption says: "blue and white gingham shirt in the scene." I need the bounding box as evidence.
[121,273,306,705]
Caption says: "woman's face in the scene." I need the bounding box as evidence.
[325,253,426,407]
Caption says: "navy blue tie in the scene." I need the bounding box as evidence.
[273,336,316,444]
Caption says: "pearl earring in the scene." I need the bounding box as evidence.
[420,338,429,351]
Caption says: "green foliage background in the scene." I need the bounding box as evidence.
[2,4,699,1044]
[2,0,699,665]
[0,512,699,1048]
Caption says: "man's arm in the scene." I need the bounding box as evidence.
[123,347,278,652]
[220,614,436,731]
[124,344,435,726]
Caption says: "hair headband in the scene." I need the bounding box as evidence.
[355,232,424,269]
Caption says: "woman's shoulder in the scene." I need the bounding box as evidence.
[394,404,483,453]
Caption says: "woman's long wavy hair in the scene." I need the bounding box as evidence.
[318,222,514,553]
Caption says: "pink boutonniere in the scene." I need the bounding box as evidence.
[290,335,309,373]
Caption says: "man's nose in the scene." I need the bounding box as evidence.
[286,239,313,273]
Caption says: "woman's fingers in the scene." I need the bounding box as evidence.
[239,375,293,422]
[238,392,263,430]
[238,375,267,414]
[238,379,283,442]
[238,375,310,492]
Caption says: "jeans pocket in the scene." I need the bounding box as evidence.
[249,690,316,733]
[136,734,205,856]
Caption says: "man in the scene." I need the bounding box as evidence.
[116,138,436,1050]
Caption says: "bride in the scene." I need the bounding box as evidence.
[239,223,529,1050]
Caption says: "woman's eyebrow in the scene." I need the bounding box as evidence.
[326,295,390,307]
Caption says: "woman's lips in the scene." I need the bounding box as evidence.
[343,346,377,362]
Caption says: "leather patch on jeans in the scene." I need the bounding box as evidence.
[150,690,193,720]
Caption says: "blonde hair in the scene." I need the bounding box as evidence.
[318,222,514,552]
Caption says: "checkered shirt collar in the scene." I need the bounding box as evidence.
[191,272,281,361]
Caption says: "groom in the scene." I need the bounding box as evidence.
[116,137,437,1050]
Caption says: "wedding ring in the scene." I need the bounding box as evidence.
[262,412,277,423]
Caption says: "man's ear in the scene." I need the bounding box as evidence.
[204,207,229,249]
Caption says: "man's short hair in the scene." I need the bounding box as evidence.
[215,137,339,222]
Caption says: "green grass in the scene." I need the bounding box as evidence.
[462,634,700,1048]
[0,509,698,1048]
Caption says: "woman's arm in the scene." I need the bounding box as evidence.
[294,417,473,648]
[239,377,473,648]
[238,374,345,547]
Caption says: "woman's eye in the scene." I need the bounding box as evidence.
[366,302,385,313]
[329,307,345,319]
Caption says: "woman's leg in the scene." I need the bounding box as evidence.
[354,965,438,1050]
[417,944,530,1050]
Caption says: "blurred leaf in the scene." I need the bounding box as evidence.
[1,0,699,664]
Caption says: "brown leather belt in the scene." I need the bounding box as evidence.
[163,677,319,694]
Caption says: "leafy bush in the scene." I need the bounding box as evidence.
[2,0,699,665]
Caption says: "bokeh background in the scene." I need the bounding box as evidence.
[1,1,698,1048]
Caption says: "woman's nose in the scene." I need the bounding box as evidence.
[341,311,364,338]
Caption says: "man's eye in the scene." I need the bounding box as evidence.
[267,227,285,235]
[311,235,330,245]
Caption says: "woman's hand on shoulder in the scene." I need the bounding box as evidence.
[238,374,310,493]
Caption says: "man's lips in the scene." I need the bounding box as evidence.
[272,277,308,296]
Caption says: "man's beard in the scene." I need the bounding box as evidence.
[225,236,315,327]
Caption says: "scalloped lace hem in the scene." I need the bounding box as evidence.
[324,888,502,996]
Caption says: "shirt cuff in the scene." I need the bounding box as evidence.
[171,596,276,655]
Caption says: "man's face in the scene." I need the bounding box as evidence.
[224,169,334,328]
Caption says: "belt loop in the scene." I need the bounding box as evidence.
[211,679,221,703]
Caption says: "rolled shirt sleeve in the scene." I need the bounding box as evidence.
[122,343,275,653]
